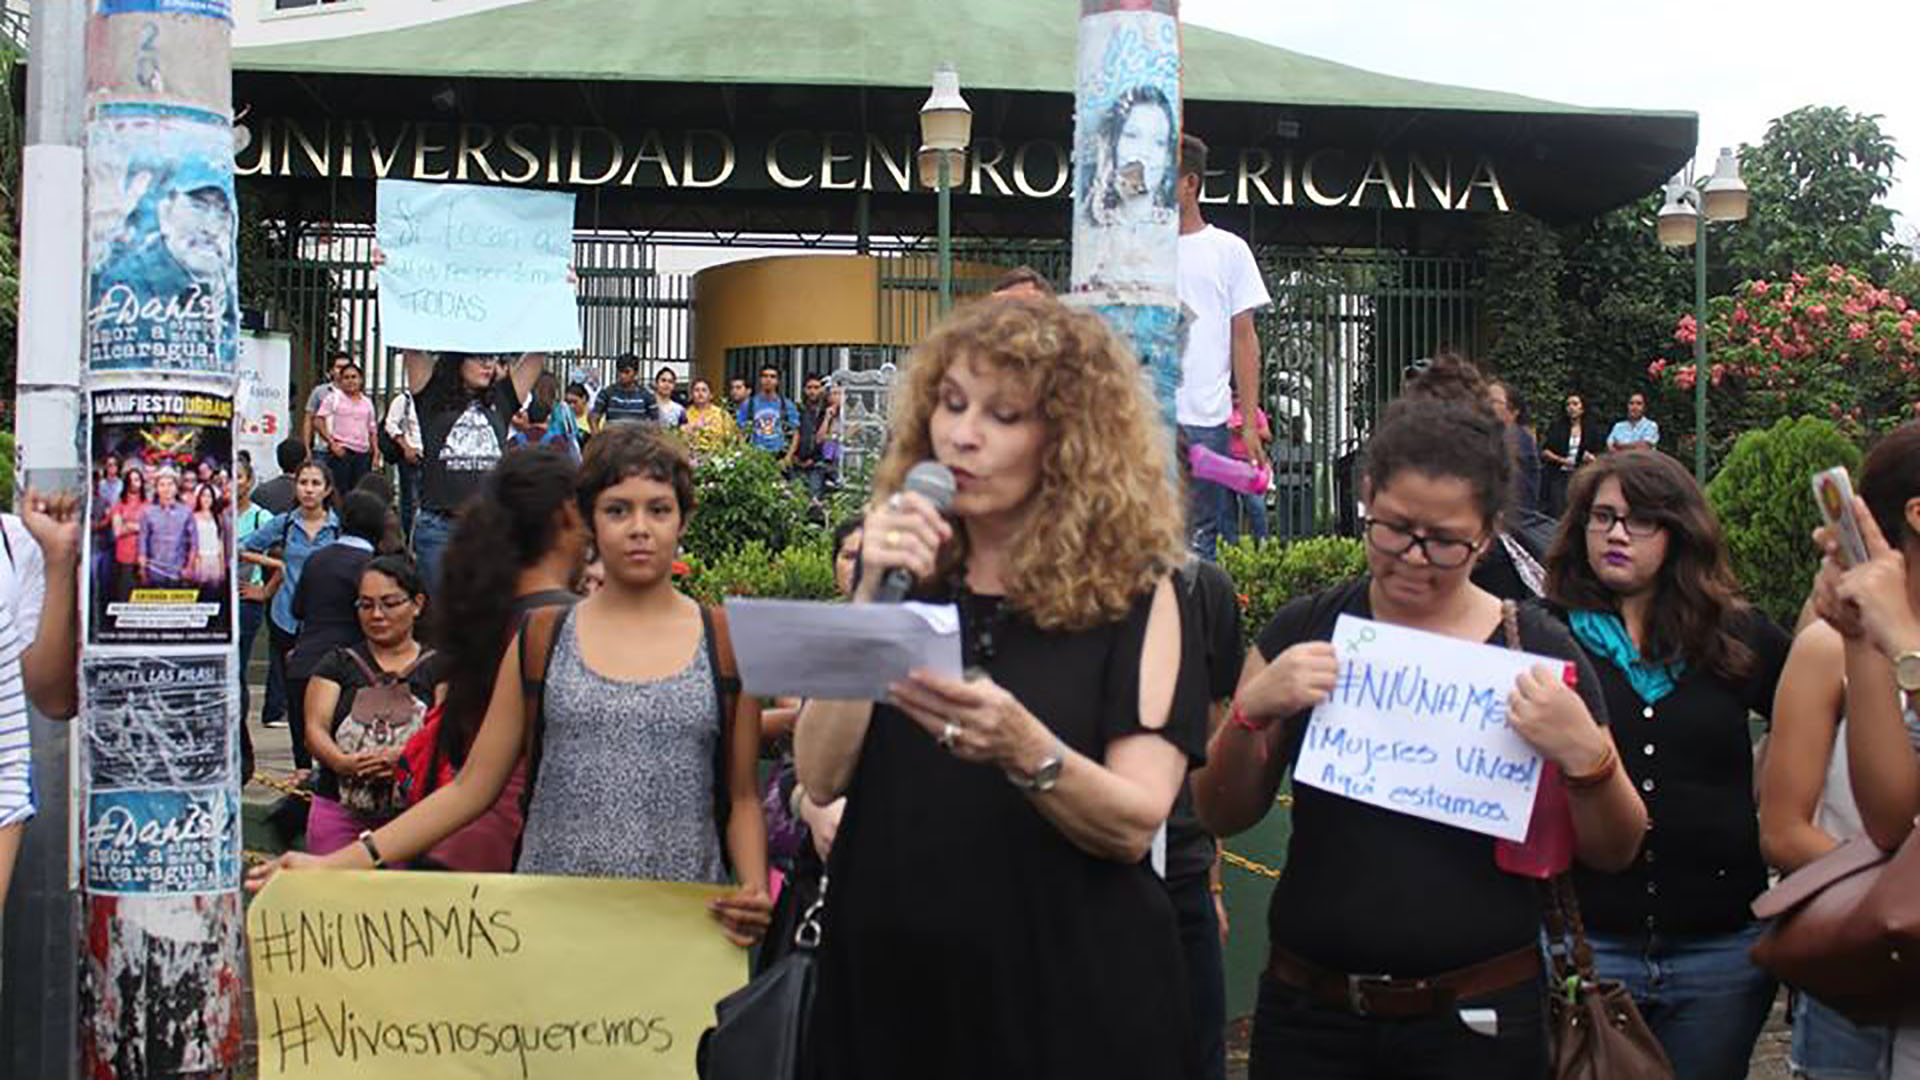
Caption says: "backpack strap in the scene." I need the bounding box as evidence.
[339,644,382,685]
[702,605,742,873]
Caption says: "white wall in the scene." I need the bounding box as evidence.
[235,0,538,49]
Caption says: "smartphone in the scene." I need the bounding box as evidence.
[1812,466,1871,568]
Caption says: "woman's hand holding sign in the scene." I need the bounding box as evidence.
[1506,664,1610,775]
[1238,642,1339,725]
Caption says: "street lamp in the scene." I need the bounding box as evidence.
[918,63,972,314]
[1657,146,1750,482]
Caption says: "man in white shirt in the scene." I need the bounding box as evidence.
[0,489,82,910]
[383,388,423,539]
[1176,134,1271,560]
[1607,392,1661,452]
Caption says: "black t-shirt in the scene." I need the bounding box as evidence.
[308,643,447,800]
[288,542,373,680]
[1166,559,1244,883]
[1255,578,1610,977]
[418,370,519,513]
[251,475,295,516]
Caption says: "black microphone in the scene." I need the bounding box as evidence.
[873,461,957,603]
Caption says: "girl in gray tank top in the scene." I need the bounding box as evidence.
[516,608,728,881]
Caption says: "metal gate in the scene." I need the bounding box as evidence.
[866,241,1482,537]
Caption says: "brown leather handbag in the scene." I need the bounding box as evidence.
[1542,875,1676,1080]
[1750,827,1920,1023]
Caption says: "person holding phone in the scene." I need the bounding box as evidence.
[1807,421,1920,1075]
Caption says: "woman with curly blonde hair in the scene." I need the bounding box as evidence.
[795,296,1204,1080]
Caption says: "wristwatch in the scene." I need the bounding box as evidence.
[1006,743,1066,793]
[1895,649,1920,695]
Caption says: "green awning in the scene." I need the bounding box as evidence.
[233,0,1687,121]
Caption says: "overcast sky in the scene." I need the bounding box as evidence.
[1184,0,1919,240]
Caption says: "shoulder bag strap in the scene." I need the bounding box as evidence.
[1504,599,1599,986]
[702,605,742,872]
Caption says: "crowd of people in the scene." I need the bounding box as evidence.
[213,260,1920,1080]
[3,133,1918,1080]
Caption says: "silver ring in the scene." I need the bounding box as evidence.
[939,722,958,749]
[888,492,905,511]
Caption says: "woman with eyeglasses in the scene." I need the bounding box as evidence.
[301,555,444,857]
[1195,397,1646,1080]
[1545,449,1790,1080]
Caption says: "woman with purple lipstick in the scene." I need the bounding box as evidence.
[1546,449,1791,1080]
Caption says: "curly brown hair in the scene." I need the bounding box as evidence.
[872,296,1185,632]
[1546,449,1756,679]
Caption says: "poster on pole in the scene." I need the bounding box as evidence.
[84,786,241,895]
[86,384,235,645]
[85,106,239,374]
[248,872,748,1080]
[1291,615,1557,842]
[83,654,234,790]
[375,179,582,354]
[1070,6,1181,295]
[238,331,293,481]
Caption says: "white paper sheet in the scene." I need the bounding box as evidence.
[1291,614,1560,841]
[723,599,964,701]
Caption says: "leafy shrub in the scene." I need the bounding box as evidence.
[1704,415,1861,626]
[681,537,838,606]
[0,431,13,509]
[1218,535,1368,632]
[683,448,818,564]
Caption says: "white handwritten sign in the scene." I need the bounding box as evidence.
[375,179,581,353]
[1293,614,1559,841]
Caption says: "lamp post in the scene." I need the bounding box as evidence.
[918,64,972,314]
[1657,146,1751,482]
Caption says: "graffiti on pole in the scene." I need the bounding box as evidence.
[85,106,239,374]
[86,383,235,645]
[98,0,233,22]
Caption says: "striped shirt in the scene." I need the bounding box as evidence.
[0,516,49,827]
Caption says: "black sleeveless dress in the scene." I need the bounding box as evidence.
[809,589,1206,1080]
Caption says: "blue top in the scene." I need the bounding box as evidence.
[737,394,801,452]
[242,509,341,635]
[1608,417,1660,449]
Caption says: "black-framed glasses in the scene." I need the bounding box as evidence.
[1585,507,1662,539]
[1361,517,1484,569]
[353,595,415,614]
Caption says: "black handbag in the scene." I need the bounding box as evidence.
[699,873,827,1080]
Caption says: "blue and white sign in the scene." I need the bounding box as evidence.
[1292,614,1559,841]
[375,179,581,354]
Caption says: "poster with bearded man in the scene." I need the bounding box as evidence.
[86,105,240,375]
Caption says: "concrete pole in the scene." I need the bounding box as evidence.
[1068,0,1184,436]
[2,2,88,1074]
[75,1,244,1077]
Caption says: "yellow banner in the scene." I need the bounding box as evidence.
[247,871,747,1080]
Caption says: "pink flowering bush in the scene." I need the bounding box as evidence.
[1650,265,1920,450]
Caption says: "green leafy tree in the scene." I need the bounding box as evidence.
[1704,415,1862,626]
[1723,106,1902,284]
[1478,214,1568,415]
